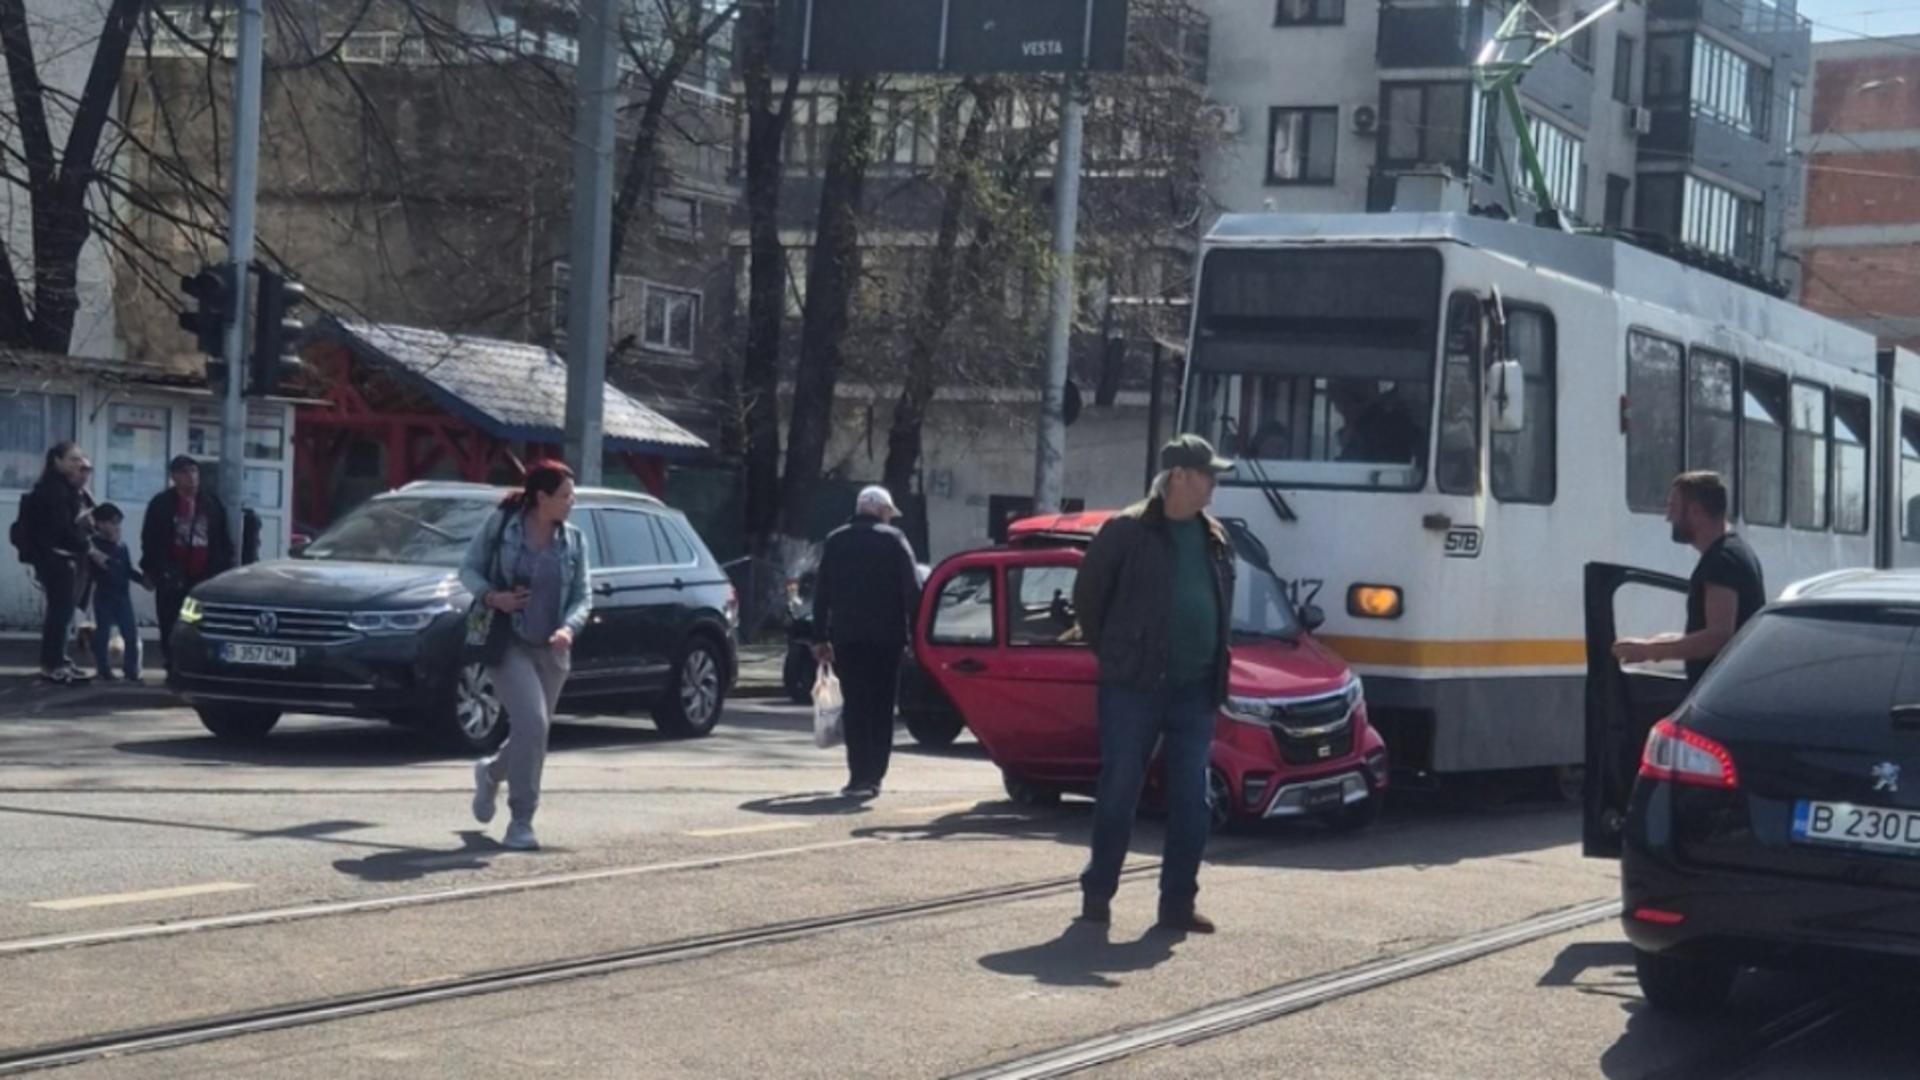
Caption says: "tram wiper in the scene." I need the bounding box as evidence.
[1218,416,1297,524]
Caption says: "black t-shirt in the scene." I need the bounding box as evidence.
[1685,533,1766,683]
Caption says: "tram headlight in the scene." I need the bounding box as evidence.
[1348,584,1403,620]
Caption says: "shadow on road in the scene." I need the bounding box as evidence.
[979,919,1178,988]
[738,791,876,817]
[332,830,506,882]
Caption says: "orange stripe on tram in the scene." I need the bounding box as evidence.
[1315,637,1588,669]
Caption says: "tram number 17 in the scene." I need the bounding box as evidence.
[1279,579,1324,610]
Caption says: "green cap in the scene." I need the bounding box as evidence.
[1160,434,1234,474]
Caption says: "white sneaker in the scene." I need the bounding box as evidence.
[471,760,499,825]
[503,820,539,851]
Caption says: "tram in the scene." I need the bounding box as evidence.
[1180,211,1920,781]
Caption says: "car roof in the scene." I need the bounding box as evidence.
[1005,511,1116,547]
[385,480,667,509]
[1775,568,1920,608]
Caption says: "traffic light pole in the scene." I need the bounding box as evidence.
[1031,75,1086,516]
[218,0,265,550]
[562,0,620,486]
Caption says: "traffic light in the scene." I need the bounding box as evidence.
[247,267,307,397]
[178,263,236,357]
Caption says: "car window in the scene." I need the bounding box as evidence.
[1695,609,1920,725]
[928,568,996,647]
[652,515,693,565]
[303,496,497,567]
[1007,566,1083,647]
[600,510,665,569]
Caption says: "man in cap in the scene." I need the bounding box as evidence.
[142,455,236,671]
[1072,434,1237,934]
[812,485,922,799]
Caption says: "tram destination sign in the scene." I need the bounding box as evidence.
[772,0,1130,75]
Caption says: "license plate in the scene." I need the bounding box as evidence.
[1303,782,1344,810]
[1791,800,1920,855]
[220,643,296,668]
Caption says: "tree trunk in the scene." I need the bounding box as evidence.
[738,2,797,551]
[881,83,995,497]
[779,74,877,539]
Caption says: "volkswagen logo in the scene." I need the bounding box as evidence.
[254,610,279,638]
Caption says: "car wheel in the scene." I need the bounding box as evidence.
[783,648,815,706]
[1206,767,1235,832]
[436,662,509,755]
[655,639,726,738]
[1324,793,1380,833]
[906,710,964,748]
[196,704,280,741]
[1634,947,1737,1014]
[1002,769,1061,807]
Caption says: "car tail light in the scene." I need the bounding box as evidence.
[725,585,740,630]
[1640,718,1738,790]
[1631,907,1686,926]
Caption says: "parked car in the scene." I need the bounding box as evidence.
[169,481,738,752]
[902,511,1389,831]
[782,563,932,707]
[1585,563,1920,1014]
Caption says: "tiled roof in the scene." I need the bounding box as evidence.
[322,318,707,455]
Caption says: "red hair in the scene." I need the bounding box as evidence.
[501,458,575,511]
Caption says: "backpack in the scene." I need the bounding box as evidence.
[10,491,38,565]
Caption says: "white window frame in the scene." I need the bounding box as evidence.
[641,283,701,355]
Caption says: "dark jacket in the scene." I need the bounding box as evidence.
[140,488,237,589]
[89,536,142,599]
[1073,496,1236,706]
[20,473,89,565]
[813,514,921,649]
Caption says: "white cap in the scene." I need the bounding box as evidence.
[856,485,898,517]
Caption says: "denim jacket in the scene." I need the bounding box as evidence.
[458,507,592,638]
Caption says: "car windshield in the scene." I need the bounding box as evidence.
[1223,519,1301,641]
[302,496,497,567]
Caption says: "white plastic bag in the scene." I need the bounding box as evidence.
[812,662,844,749]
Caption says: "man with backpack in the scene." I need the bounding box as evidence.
[141,456,236,670]
[14,442,106,683]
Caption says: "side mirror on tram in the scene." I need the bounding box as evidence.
[1489,358,1526,434]
[1298,604,1326,633]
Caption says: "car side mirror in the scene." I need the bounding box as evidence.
[1298,604,1326,633]
[1489,358,1525,434]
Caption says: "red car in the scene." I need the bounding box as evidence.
[900,512,1388,831]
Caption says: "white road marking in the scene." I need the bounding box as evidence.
[31,882,255,912]
[685,822,813,838]
[893,800,983,818]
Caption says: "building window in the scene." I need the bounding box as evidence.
[1689,34,1770,137]
[643,284,700,354]
[1785,82,1801,142]
[1681,175,1761,265]
[1267,107,1337,184]
[1635,173,1681,235]
[1613,35,1636,104]
[656,193,700,237]
[1274,0,1343,26]
[1687,349,1739,514]
[1789,381,1830,531]
[0,392,76,491]
[1834,392,1869,535]
[1492,307,1556,504]
[1382,82,1471,170]
[1645,34,1690,105]
[1743,365,1789,527]
[1569,10,1595,69]
[1627,330,1684,513]
[1604,174,1631,229]
[1521,114,1585,218]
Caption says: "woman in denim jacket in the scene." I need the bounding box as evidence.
[458,460,591,850]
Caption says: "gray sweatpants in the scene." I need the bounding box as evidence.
[483,640,570,821]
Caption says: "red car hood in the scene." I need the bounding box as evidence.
[1226,635,1353,700]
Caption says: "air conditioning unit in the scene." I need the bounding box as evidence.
[1626,105,1653,136]
[1352,104,1379,135]
[1201,103,1242,135]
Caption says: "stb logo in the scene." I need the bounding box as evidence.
[254,610,279,638]
[1873,762,1900,794]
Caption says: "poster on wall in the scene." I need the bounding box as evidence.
[106,405,169,504]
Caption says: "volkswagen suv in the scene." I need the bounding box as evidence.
[169,482,738,752]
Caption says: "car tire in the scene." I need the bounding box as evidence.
[1002,769,1061,807]
[655,638,726,738]
[783,648,815,706]
[433,662,509,755]
[1325,793,1380,833]
[906,710,964,748]
[1634,947,1737,1014]
[1206,766,1236,833]
[196,704,281,741]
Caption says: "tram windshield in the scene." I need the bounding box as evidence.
[1185,247,1443,491]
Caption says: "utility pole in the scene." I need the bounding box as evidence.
[1031,74,1087,515]
[218,0,266,549]
[563,0,622,485]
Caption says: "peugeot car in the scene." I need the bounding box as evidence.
[169,482,738,752]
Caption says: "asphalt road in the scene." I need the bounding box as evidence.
[0,698,1914,1078]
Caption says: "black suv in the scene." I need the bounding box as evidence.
[169,482,738,752]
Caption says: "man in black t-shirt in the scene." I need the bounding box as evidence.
[1613,471,1766,684]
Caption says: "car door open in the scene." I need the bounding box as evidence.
[1584,561,1693,858]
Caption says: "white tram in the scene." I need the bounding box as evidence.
[1181,212,1920,779]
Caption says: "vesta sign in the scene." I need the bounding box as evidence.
[774,0,1129,74]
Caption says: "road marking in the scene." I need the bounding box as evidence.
[0,838,873,956]
[894,800,983,818]
[685,822,813,838]
[31,882,254,912]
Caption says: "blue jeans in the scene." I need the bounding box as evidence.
[93,590,140,679]
[1081,681,1215,913]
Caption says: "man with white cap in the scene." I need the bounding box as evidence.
[811,485,922,798]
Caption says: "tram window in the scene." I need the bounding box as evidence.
[1742,366,1788,527]
[1833,393,1869,535]
[1789,382,1831,531]
[1436,293,1481,496]
[1492,307,1556,504]
[1626,331,1684,513]
[1901,411,1920,542]
[1687,350,1738,511]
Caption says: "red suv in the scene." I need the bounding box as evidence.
[900,512,1388,831]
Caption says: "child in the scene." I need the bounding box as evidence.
[89,503,145,682]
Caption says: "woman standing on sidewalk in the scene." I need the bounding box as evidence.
[459,460,590,851]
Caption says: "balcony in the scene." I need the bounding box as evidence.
[1639,106,1778,189]
[1649,0,1811,51]
[1377,0,1488,70]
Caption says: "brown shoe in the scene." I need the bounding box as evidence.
[1155,910,1217,935]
